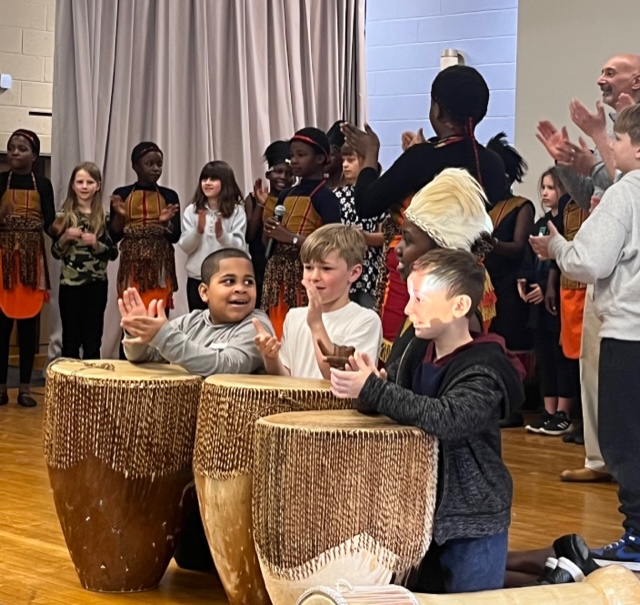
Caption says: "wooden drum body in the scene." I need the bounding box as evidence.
[253,410,439,605]
[193,374,349,605]
[44,360,202,592]
[297,566,640,605]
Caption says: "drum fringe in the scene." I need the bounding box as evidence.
[43,367,201,477]
[193,385,348,479]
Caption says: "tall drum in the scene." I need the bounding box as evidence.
[296,566,640,605]
[253,410,439,605]
[44,359,202,592]
[193,374,349,605]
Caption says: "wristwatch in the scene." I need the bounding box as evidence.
[292,236,299,246]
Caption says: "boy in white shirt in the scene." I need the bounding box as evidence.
[254,224,382,379]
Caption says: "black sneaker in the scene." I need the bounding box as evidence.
[536,557,558,583]
[553,534,600,576]
[539,557,585,585]
[539,411,573,436]
[526,411,553,434]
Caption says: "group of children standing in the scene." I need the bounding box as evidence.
[5,61,639,589]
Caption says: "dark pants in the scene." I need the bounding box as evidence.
[534,330,580,398]
[59,281,108,359]
[0,310,38,385]
[416,530,508,593]
[187,277,207,312]
[599,338,640,534]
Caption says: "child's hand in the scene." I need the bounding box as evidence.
[110,195,126,217]
[80,232,97,248]
[253,178,269,207]
[517,279,528,302]
[252,318,281,360]
[159,204,179,224]
[118,287,149,320]
[120,299,168,344]
[214,214,223,239]
[264,216,292,243]
[330,350,380,400]
[64,227,84,243]
[303,279,323,330]
[197,209,207,234]
[525,284,544,305]
[318,339,356,370]
[50,214,66,236]
[590,195,601,213]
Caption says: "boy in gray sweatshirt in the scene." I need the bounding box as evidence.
[530,103,640,570]
[120,248,274,376]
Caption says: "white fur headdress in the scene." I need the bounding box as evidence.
[405,168,492,251]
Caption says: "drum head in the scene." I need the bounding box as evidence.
[204,373,331,391]
[47,358,197,381]
[257,409,421,434]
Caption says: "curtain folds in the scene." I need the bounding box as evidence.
[49,0,367,359]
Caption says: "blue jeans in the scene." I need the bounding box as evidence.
[416,530,508,593]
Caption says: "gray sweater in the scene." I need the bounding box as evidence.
[124,309,274,376]
[550,169,640,341]
[556,114,617,209]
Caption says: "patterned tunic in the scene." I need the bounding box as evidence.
[334,184,386,296]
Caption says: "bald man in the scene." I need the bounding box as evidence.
[536,54,640,488]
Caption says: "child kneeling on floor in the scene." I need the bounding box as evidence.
[330,248,525,593]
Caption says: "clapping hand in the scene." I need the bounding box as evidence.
[110,195,126,217]
[253,178,269,207]
[120,297,168,344]
[330,350,386,400]
[253,318,281,360]
[159,204,179,224]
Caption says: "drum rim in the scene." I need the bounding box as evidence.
[255,409,424,434]
[47,358,200,381]
[203,373,332,389]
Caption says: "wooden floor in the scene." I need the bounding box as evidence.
[0,389,623,604]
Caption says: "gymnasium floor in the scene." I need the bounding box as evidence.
[0,388,622,604]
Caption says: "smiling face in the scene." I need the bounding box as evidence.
[201,177,222,200]
[199,257,257,324]
[597,55,640,108]
[7,135,36,173]
[134,150,163,184]
[266,162,294,193]
[302,250,361,311]
[405,269,470,340]
[395,220,438,281]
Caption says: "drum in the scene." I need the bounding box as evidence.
[44,359,202,592]
[253,409,438,605]
[297,566,640,605]
[193,374,349,605]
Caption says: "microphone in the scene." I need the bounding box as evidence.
[265,205,286,260]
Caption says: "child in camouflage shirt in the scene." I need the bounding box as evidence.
[52,162,118,359]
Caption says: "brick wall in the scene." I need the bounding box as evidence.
[366,0,518,169]
[0,0,54,154]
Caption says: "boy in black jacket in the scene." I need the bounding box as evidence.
[330,248,525,593]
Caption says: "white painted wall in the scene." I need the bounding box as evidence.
[514,0,640,203]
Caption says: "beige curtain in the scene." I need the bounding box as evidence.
[49,0,367,359]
